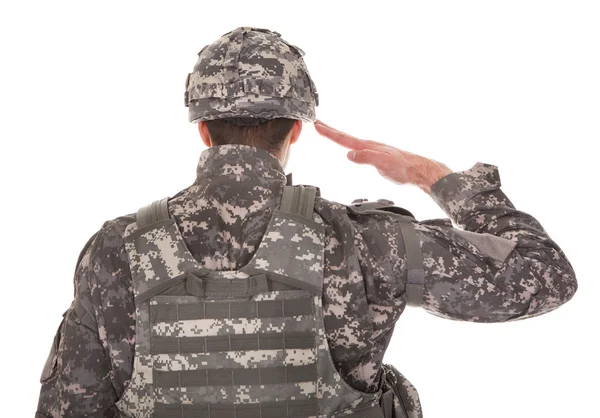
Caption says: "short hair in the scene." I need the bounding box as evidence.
[205,117,297,154]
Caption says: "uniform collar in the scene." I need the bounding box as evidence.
[194,144,292,186]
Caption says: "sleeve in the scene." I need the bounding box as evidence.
[35,230,118,418]
[412,161,578,322]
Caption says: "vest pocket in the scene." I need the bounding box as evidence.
[39,309,68,383]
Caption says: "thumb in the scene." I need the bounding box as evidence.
[348,149,375,165]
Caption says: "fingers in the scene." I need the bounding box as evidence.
[314,121,367,150]
[348,148,392,166]
[314,120,392,151]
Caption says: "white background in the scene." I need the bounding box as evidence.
[0,1,598,417]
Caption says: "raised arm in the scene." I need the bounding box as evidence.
[314,120,577,322]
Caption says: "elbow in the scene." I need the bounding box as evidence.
[558,267,578,305]
[510,259,578,321]
[543,260,578,311]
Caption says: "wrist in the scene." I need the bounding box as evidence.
[419,164,453,194]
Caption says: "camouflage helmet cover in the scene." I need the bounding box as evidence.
[185,27,319,123]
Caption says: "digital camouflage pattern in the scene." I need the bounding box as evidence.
[114,191,384,417]
[185,27,319,123]
[35,144,578,417]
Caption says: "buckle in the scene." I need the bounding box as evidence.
[186,272,205,297]
[377,198,395,206]
[381,364,398,387]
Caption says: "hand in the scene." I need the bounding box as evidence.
[314,120,453,194]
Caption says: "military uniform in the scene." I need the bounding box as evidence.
[35,27,578,418]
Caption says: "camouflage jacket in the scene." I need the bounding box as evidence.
[36,144,578,417]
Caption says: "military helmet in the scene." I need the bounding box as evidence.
[184,27,319,124]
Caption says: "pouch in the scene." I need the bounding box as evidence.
[379,363,423,418]
[39,309,69,383]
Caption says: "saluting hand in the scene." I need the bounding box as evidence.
[314,120,453,194]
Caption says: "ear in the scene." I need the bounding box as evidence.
[198,121,212,147]
[289,120,302,145]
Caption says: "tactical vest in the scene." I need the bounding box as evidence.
[115,185,423,418]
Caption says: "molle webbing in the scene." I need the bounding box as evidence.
[155,399,318,418]
[398,221,426,306]
[154,364,317,387]
[152,297,314,322]
[150,292,320,417]
[151,331,316,354]
[136,197,170,228]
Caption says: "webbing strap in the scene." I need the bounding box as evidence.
[152,297,314,322]
[380,389,394,418]
[398,221,426,307]
[279,185,317,219]
[337,402,386,418]
[155,364,317,387]
[185,272,270,298]
[151,331,315,354]
[155,399,318,418]
[136,273,275,304]
[136,197,170,229]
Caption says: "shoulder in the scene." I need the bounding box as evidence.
[98,213,137,247]
[313,196,416,247]
[79,213,137,264]
[77,212,138,307]
[314,195,415,224]
[76,213,136,286]
[69,212,137,323]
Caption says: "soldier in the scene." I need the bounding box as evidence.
[35,27,577,418]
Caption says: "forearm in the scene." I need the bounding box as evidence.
[430,162,576,276]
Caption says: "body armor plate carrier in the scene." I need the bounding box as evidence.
[115,185,423,418]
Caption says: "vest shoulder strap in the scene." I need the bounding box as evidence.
[348,198,424,306]
[136,197,171,229]
[279,185,317,220]
[398,220,425,307]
